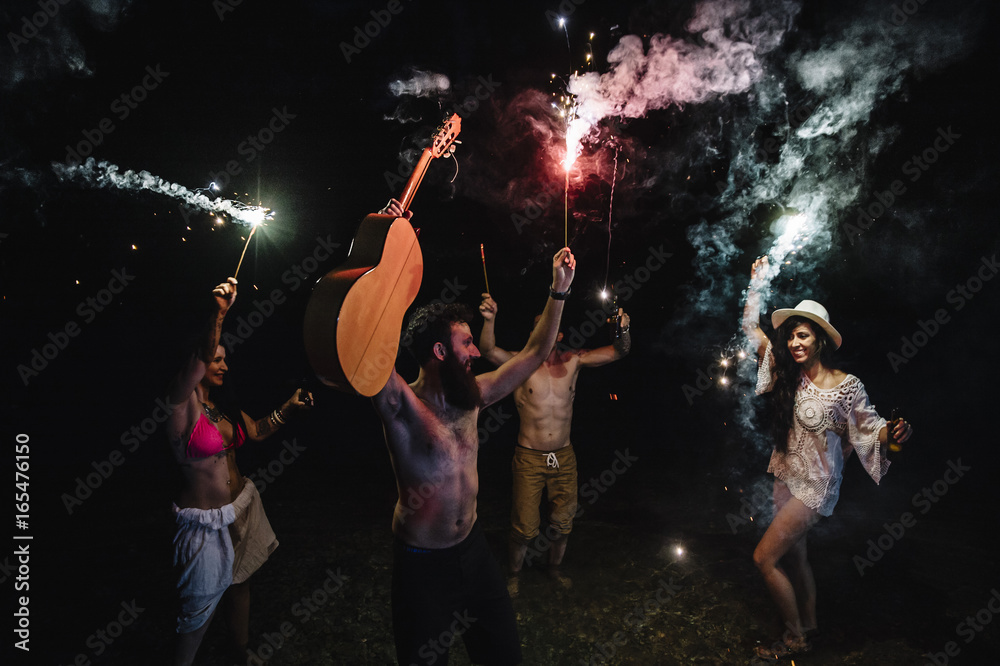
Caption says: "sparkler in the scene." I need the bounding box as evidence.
[560,92,579,249]
[564,167,570,247]
[601,147,620,297]
[480,243,491,294]
[52,159,273,227]
[233,222,260,279]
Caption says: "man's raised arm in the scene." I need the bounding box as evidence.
[478,293,515,366]
[477,248,575,406]
[370,198,418,422]
[577,309,631,367]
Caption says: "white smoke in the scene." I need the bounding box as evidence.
[1,0,132,90]
[565,0,800,164]
[710,9,975,331]
[51,158,270,226]
[388,69,451,99]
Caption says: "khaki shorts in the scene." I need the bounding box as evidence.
[510,444,578,543]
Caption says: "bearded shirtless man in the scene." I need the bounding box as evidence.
[373,200,576,665]
[478,295,630,594]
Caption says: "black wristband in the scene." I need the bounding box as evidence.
[549,286,571,300]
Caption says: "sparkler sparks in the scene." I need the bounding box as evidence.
[52,158,274,227]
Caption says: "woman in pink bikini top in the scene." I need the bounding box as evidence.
[166,277,313,665]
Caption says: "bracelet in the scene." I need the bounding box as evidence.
[549,286,571,300]
[271,408,286,426]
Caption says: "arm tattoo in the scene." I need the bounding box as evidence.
[255,417,273,437]
[613,330,631,357]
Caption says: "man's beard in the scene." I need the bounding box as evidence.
[440,348,482,410]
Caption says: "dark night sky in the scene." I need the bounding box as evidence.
[2,0,999,663]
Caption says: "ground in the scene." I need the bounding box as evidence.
[47,434,995,665]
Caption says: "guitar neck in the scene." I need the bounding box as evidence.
[397,147,435,211]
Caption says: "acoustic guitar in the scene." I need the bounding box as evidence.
[303,114,461,396]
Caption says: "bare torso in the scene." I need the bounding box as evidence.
[171,399,245,510]
[512,351,582,452]
[381,386,483,549]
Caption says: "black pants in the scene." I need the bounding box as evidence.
[392,522,521,665]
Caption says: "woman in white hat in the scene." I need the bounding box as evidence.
[742,256,912,659]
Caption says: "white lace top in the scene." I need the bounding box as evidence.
[756,341,889,516]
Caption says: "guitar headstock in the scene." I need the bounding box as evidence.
[429,113,462,159]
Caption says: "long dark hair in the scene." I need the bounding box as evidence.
[769,316,839,453]
[203,348,249,443]
[211,380,248,443]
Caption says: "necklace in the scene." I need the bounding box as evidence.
[202,402,224,423]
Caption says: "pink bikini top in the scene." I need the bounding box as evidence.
[186,413,246,459]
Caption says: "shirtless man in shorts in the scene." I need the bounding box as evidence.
[478,295,630,594]
[373,200,576,665]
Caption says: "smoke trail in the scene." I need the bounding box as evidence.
[565,0,801,166]
[678,2,978,443]
[51,158,270,226]
[1,0,131,90]
[703,5,976,326]
[457,0,802,277]
[388,69,451,99]
[383,69,452,125]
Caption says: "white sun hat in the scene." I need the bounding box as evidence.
[771,299,843,349]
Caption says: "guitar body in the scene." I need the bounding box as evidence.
[303,113,460,395]
[303,214,423,396]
